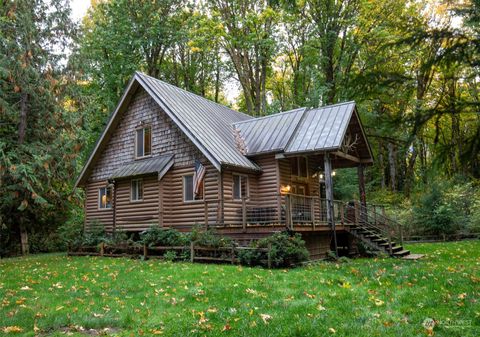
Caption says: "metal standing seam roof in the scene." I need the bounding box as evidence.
[136,72,260,171]
[285,102,356,154]
[233,107,306,155]
[75,70,368,188]
[110,154,174,180]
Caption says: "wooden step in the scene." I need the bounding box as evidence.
[393,249,410,257]
[388,245,404,253]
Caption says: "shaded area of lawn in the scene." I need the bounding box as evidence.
[0,241,479,336]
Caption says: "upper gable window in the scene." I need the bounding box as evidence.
[291,157,308,178]
[136,126,151,158]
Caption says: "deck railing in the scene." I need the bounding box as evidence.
[210,194,347,230]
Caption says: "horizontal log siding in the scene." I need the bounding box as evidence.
[222,168,258,225]
[163,163,219,229]
[254,155,278,208]
[85,180,113,231]
[115,175,159,231]
[84,86,210,231]
[278,158,291,187]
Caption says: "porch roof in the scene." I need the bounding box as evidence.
[234,101,373,163]
[109,154,174,180]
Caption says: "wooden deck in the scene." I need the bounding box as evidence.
[215,223,350,234]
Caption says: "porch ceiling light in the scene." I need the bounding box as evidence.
[280,185,291,194]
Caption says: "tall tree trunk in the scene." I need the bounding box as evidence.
[19,219,29,255]
[388,142,397,191]
[18,93,28,144]
[214,57,220,103]
[378,142,386,189]
[404,142,418,197]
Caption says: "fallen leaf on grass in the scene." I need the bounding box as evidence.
[260,314,272,324]
[222,324,231,332]
[2,326,23,333]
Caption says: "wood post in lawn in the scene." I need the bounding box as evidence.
[388,230,393,255]
[143,244,148,260]
[100,242,104,257]
[190,241,195,263]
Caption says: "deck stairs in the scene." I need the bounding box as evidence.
[344,203,410,257]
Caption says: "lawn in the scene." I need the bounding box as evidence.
[0,241,479,336]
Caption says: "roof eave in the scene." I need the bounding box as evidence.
[74,76,140,188]
[135,74,224,172]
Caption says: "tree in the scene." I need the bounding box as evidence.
[0,0,79,254]
[206,0,278,116]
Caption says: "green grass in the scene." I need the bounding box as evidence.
[1,241,479,336]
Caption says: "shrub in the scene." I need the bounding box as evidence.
[469,196,480,233]
[28,230,65,253]
[58,215,84,250]
[189,226,233,248]
[163,250,178,261]
[82,220,106,246]
[238,231,309,268]
[140,226,188,247]
[413,182,462,236]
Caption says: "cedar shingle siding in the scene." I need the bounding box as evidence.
[85,87,207,230]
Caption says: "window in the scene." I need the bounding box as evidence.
[291,157,308,178]
[131,179,143,201]
[98,186,112,209]
[233,174,248,200]
[183,175,203,202]
[292,184,306,196]
[135,126,152,158]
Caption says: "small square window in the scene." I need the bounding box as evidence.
[184,175,203,201]
[233,174,248,200]
[98,186,112,209]
[136,126,152,158]
[131,179,143,201]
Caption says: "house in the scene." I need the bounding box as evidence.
[75,72,409,259]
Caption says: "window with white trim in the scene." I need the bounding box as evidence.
[131,179,143,201]
[233,174,248,200]
[98,186,112,209]
[135,126,152,158]
[183,175,203,202]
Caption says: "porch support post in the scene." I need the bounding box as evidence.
[112,180,117,234]
[357,164,367,208]
[324,152,338,257]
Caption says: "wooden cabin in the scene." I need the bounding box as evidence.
[76,72,405,260]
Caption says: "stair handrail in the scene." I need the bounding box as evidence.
[344,201,404,252]
[358,203,404,245]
